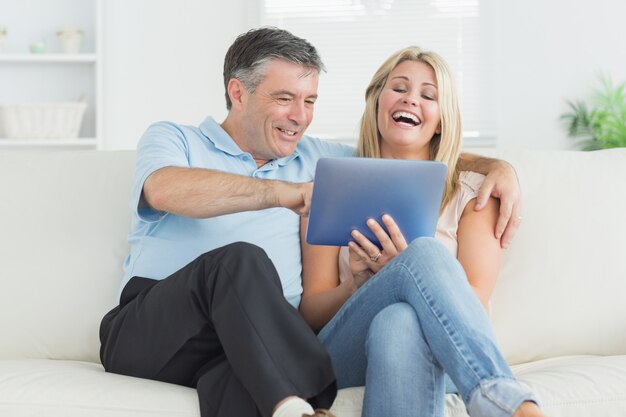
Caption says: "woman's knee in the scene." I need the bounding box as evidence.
[394,237,462,280]
[404,237,449,259]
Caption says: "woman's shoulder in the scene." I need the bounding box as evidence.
[437,171,486,253]
[457,171,486,196]
[443,171,486,221]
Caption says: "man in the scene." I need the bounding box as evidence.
[99,27,522,417]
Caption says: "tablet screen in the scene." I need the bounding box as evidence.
[306,157,447,247]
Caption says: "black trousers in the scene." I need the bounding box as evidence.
[99,242,336,417]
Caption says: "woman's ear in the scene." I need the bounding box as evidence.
[227,78,247,110]
[435,123,441,135]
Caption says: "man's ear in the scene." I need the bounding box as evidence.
[227,78,247,110]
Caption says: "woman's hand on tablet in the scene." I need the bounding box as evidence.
[348,214,408,278]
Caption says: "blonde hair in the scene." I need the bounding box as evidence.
[357,46,462,211]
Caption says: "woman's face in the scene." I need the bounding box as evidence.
[377,60,441,160]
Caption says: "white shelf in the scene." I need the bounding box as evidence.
[0,54,97,63]
[0,138,97,147]
[0,0,103,150]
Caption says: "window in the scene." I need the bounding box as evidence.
[260,0,496,146]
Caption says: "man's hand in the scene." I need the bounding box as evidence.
[474,161,522,249]
[275,181,313,216]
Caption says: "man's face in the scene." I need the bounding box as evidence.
[239,60,319,166]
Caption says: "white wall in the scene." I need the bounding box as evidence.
[101,0,252,149]
[101,0,626,150]
[493,0,626,149]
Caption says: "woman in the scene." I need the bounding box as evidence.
[299,47,547,417]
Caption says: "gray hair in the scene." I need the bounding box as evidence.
[223,27,325,110]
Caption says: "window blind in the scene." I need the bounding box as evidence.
[260,0,496,146]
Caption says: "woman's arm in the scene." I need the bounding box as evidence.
[456,196,504,310]
[299,217,356,332]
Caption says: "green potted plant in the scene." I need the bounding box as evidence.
[561,74,626,150]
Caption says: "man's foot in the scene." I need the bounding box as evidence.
[303,409,335,417]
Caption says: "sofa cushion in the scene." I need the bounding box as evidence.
[515,355,626,417]
[0,151,134,362]
[3,356,625,417]
[0,359,198,417]
[331,355,626,417]
[478,149,626,365]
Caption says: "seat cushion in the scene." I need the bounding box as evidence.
[2,356,626,417]
[0,359,198,417]
[330,355,626,417]
[515,355,626,417]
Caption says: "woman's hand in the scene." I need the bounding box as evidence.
[348,214,408,283]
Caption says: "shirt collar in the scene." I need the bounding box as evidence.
[199,116,245,156]
[199,116,301,167]
[275,149,300,166]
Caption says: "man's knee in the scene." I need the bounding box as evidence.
[197,242,281,289]
[197,241,269,268]
[224,241,268,258]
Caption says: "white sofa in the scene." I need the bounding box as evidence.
[1,148,626,417]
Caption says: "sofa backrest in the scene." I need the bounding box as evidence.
[0,148,625,365]
[481,148,626,364]
[0,151,134,363]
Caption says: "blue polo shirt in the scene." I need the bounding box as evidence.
[122,117,355,307]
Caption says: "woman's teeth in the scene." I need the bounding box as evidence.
[392,111,420,126]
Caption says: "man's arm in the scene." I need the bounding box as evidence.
[143,166,312,218]
[457,153,522,249]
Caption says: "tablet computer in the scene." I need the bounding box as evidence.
[305,157,447,247]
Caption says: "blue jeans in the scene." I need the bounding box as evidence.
[317,238,538,417]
